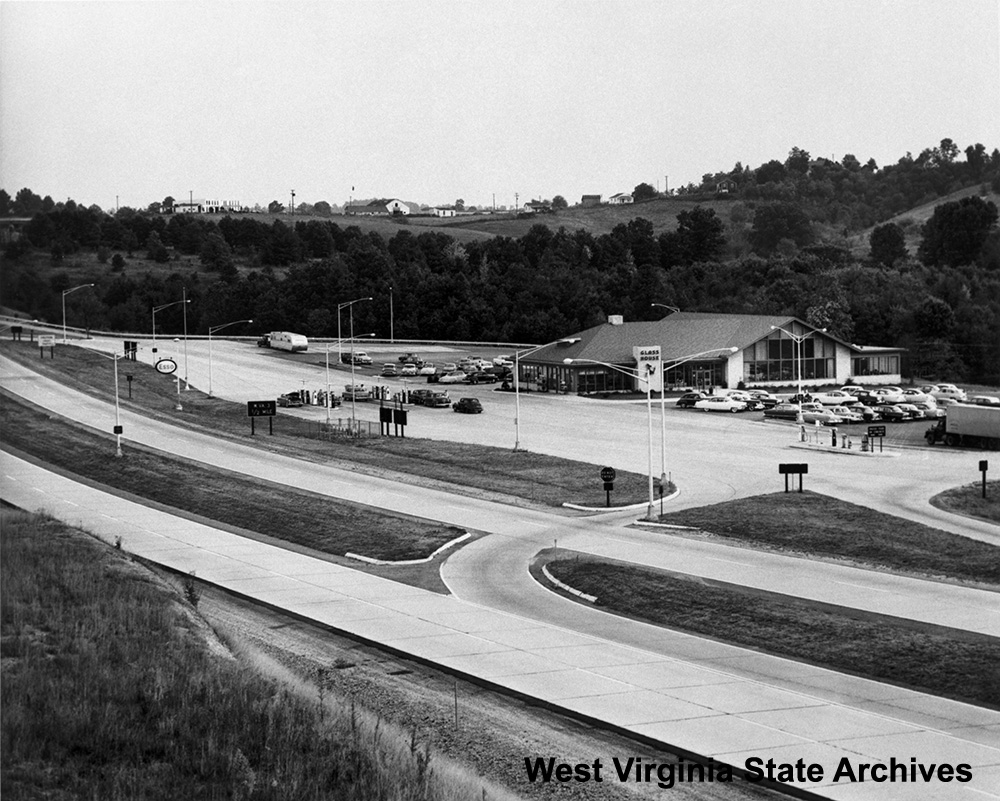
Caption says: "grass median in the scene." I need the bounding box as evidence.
[540,555,1000,708]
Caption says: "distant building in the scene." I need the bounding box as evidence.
[522,200,551,213]
[433,207,456,217]
[715,179,737,194]
[345,199,411,216]
[581,194,602,207]
[172,199,242,214]
[607,193,633,205]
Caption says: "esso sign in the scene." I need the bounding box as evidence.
[155,358,178,374]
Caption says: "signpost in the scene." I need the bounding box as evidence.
[600,466,616,507]
[38,334,55,358]
[155,358,178,375]
[778,463,808,493]
[247,400,276,435]
[866,425,886,453]
[980,460,989,499]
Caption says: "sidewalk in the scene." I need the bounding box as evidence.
[3,451,998,800]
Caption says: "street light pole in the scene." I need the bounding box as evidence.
[113,354,123,457]
[208,318,252,397]
[651,302,680,316]
[336,296,372,365]
[325,333,375,423]
[182,287,190,390]
[62,283,95,343]
[771,326,826,424]
[152,298,190,353]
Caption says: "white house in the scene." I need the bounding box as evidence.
[608,193,634,205]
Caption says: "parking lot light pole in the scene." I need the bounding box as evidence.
[62,283,95,344]
[207,318,252,397]
[565,357,656,520]
[651,302,680,316]
[326,333,374,424]
[770,326,826,424]
[336,296,372,364]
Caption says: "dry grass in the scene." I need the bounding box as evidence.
[653,491,1000,584]
[0,510,521,801]
[542,555,1000,708]
[931,480,1000,525]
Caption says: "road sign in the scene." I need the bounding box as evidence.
[600,466,616,482]
[38,334,56,348]
[155,358,178,375]
[246,400,276,417]
[867,425,887,438]
[778,463,808,474]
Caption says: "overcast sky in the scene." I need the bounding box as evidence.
[2,1,998,212]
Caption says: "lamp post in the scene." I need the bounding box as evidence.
[325,333,375,423]
[151,298,190,352]
[651,302,680,316]
[336,296,372,364]
[62,283,95,343]
[207,318,252,397]
[389,286,394,343]
[770,325,826,423]
[91,350,124,456]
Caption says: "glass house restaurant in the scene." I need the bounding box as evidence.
[517,313,904,394]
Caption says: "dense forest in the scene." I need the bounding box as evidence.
[2,141,999,384]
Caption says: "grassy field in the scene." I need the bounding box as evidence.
[0,340,655,510]
[0,510,518,801]
[651,490,1000,584]
[541,555,1000,709]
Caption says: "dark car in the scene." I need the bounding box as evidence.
[466,370,498,385]
[277,391,304,407]
[675,392,706,408]
[872,404,907,422]
[452,397,483,414]
[409,389,434,406]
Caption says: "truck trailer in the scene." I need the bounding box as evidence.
[257,331,309,352]
[925,404,1000,449]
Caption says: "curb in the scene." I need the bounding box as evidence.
[346,531,471,565]
[541,563,597,603]
[563,488,680,513]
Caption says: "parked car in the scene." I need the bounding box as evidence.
[439,370,468,384]
[763,402,841,425]
[351,351,373,366]
[930,384,968,402]
[839,385,865,397]
[695,396,746,413]
[852,403,879,422]
[899,388,932,404]
[452,397,483,414]
[869,387,906,403]
[440,362,458,373]
[675,392,706,408]
[466,370,498,384]
[277,391,304,408]
[724,390,760,409]
[417,363,436,376]
[746,390,779,408]
[912,402,945,418]
[872,404,907,422]
[811,390,859,406]
[763,402,803,421]
[457,359,477,373]
[493,355,514,368]
[397,352,424,366]
[424,391,452,408]
[829,405,863,422]
[896,403,924,419]
[381,363,398,377]
[400,363,418,377]
[801,407,845,426]
[969,395,1000,407]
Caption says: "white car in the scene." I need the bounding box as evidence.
[399,363,418,377]
[438,370,468,384]
[868,387,905,404]
[899,388,931,404]
[695,396,746,413]
[493,355,514,368]
[829,405,863,422]
[417,363,436,376]
[931,384,968,402]
[839,385,865,396]
[811,390,859,406]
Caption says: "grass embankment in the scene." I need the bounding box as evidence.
[0,340,654,509]
[0,392,459,562]
[654,491,1000,585]
[0,510,515,801]
[543,556,1000,708]
[931,480,1000,525]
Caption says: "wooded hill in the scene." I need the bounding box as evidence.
[2,139,998,384]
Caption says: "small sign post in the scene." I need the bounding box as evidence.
[980,460,989,499]
[867,425,886,453]
[778,463,808,493]
[38,334,56,358]
[247,400,276,435]
[600,466,616,507]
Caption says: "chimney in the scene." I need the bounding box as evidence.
[607,315,624,326]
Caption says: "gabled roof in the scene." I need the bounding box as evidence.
[521,312,862,366]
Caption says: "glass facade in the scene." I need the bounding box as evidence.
[851,354,900,376]
[742,329,835,384]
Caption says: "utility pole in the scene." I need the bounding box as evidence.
[290,189,295,215]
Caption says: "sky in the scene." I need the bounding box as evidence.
[2,0,998,212]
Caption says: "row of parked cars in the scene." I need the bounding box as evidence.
[677,384,981,425]
[379,353,514,385]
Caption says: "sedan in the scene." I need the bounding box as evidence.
[763,402,802,421]
[417,363,437,376]
[408,389,434,406]
[746,390,779,408]
[452,397,483,414]
[912,402,945,418]
[869,388,905,404]
[872,404,907,422]
[439,370,468,384]
[694,396,746,413]
[465,370,499,384]
[811,390,859,406]
[930,385,968,402]
[380,363,398,377]
[895,403,924,419]
[399,364,418,377]
[829,405,863,422]
[675,392,706,408]
[970,395,1000,407]
[899,388,931,404]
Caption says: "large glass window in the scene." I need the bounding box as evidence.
[851,355,899,376]
[743,329,834,384]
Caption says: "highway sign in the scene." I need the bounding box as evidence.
[867,425,887,438]
[246,400,276,417]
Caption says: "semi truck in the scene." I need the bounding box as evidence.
[925,404,1000,449]
[256,331,309,352]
